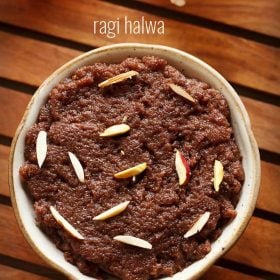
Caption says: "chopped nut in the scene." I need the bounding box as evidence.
[170,0,186,7]
[68,152,85,183]
[113,235,152,249]
[184,212,210,238]
[175,150,191,185]
[36,131,47,168]
[114,163,147,179]
[120,150,125,155]
[169,83,195,103]
[50,206,84,240]
[122,115,128,123]
[213,160,224,191]
[98,71,139,88]
[100,124,130,137]
[93,201,130,220]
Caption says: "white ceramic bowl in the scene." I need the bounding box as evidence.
[9,43,260,280]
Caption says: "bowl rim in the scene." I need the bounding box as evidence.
[9,43,261,280]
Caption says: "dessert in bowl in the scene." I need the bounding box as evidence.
[9,43,260,280]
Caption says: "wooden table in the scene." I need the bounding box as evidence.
[0,1,279,279]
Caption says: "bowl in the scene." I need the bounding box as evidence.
[9,43,261,280]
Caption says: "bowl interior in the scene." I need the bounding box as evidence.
[10,43,260,280]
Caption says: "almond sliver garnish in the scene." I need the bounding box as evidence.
[36,131,47,168]
[175,150,191,185]
[113,235,152,249]
[169,83,195,103]
[114,163,147,179]
[98,71,139,88]
[100,124,130,137]
[184,212,210,238]
[213,160,224,192]
[68,152,85,183]
[93,201,130,220]
[50,206,84,240]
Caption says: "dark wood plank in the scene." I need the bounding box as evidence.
[241,96,280,154]
[201,265,261,280]
[0,144,10,197]
[0,264,50,280]
[0,87,30,138]
[0,204,50,267]
[0,1,279,95]
[258,161,280,214]
[0,32,80,87]
[225,216,280,274]
[139,0,280,38]
[1,204,279,275]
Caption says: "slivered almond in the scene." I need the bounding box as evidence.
[113,235,152,249]
[114,163,147,179]
[68,152,85,183]
[50,206,84,240]
[175,150,191,185]
[93,201,130,220]
[213,160,224,192]
[98,71,139,88]
[122,115,128,123]
[169,83,195,103]
[170,0,186,7]
[36,131,47,168]
[184,212,210,238]
[100,124,130,137]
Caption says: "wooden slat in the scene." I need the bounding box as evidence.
[0,204,279,276]
[0,145,10,197]
[202,265,261,280]
[0,264,50,280]
[0,205,49,267]
[0,87,30,138]
[0,32,279,153]
[139,0,280,38]
[0,32,80,87]
[225,216,280,274]
[241,96,280,154]
[258,161,280,215]
[0,1,279,96]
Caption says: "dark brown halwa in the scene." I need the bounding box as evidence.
[20,56,244,280]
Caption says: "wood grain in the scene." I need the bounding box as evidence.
[0,87,30,138]
[139,0,280,38]
[0,145,9,197]
[0,1,279,95]
[226,216,280,274]
[258,161,280,214]
[0,32,80,87]
[0,265,50,280]
[0,205,48,267]
[1,204,279,275]
[202,265,261,280]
